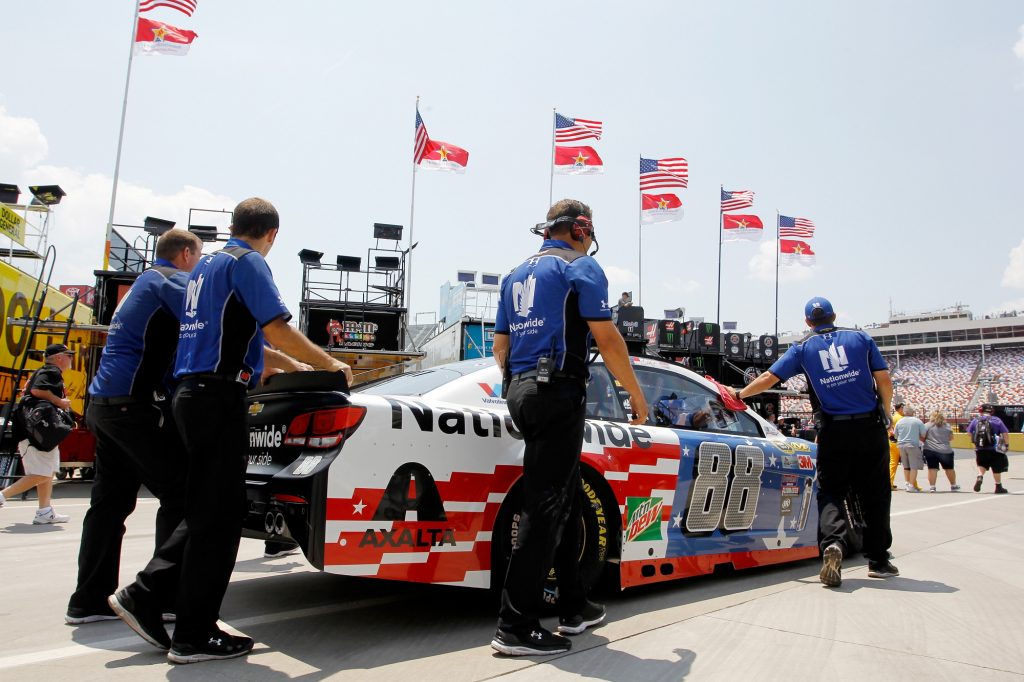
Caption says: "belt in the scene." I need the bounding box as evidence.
[180,372,250,386]
[511,370,584,383]
[824,411,876,421]
[90,396,144,406]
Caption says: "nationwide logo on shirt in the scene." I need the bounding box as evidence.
[818,342,849,373]
[184,274,205,319]
[512,274,536,318]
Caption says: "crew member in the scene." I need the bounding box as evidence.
[109,197,352,664]
[490,199,647,656]
[726,297,898,587]
[66,229,201,625]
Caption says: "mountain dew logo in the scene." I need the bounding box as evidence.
[625,496,664,542]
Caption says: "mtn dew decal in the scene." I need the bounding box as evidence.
[625,496,664,542]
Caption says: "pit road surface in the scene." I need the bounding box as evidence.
[1,449,1021,681]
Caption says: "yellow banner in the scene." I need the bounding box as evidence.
[0,205,27,247]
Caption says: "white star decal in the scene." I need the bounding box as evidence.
[681,445,691,457]
[789,517,798,529]
[352,499,366,515]
[767,453,778,468]
[672,512,683,528]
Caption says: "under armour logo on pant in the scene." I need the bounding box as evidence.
[209,638,222,646]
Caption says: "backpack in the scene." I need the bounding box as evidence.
[974,416,995,449]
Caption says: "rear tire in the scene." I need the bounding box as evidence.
[491,469,613,608]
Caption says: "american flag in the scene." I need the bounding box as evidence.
[554,113,602,143]
[414,110,430,164]
[778,215,816,239]
[639,157,689,191]
[138,0,197,16]
[721,189,754,212]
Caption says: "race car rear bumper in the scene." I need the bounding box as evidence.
[243,468,329,570]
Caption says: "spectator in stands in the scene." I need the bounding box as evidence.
[894,405,927,492]
[922,411,959,492]
[967,404,1009,494]
[888,401,905,490]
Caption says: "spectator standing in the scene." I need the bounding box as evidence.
[888,401,905,489]
[922,410,959,492]
[967,404,1010,494]
[66,229,201,625]
[894,406,927,492]
[0,344,76,523]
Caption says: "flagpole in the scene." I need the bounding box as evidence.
[774,210,780,338]
[406,96,420,344]
[637,157,642,306]
[548,108,556,208]
[716,185,723,325]
[104,1,141,271]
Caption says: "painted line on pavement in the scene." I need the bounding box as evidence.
[2,498,161,510]
[892,491,1021,517]
[0,595,400,671]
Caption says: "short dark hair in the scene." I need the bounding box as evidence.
[155,229,201,261]
[545,199,592,235]
[231,197,279,239]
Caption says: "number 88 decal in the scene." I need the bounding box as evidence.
[685,442,765,533]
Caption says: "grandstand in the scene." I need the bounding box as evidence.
[777,306,1024,421]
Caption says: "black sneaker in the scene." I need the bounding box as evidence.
[819,543,843,587]
[974,475,983,493]
[491,625,571,656]
[167,631,254,664]
[995,485,1008,494]
[867,561,900,578]
[557,600,607,635]
[65,604,120,624]
[107,589,171,650]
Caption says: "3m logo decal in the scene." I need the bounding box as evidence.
[625,496,663,542]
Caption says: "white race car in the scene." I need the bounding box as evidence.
[243,355,818,597]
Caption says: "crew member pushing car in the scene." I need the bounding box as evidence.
[109,197,352,664]
[491,199,647,656]
[66,229,201,625]
[726,297,898,587]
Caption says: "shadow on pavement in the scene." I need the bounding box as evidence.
[0,522,66,534]
[835,576,958,594]
[545,633,697,682]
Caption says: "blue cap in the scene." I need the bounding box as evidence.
[804,297,834,322]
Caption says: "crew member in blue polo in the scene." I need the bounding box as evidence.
[109,198,352,665]
[66,229,202,625]
[490,199,647,656]
[728,297,897,587]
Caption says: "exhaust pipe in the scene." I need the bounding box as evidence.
[274,512,286,535]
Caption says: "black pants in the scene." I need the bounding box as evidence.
[498,377,587,629]
[816,416,892,563]
[127,377,248,643]
[68,401,185,613]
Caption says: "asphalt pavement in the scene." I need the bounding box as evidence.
[1,449,1021,681]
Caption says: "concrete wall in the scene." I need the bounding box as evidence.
[952,432,1024,452]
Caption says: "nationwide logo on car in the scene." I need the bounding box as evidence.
[625,496,664,542]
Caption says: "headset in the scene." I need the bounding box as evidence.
[530,214,600,255]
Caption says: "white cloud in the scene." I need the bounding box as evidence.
[660,276,700,294]
[604,265,638,295]
[1001,237,1024,289]
[0,105,48,172]
[1015,25,1024,60]
[28,164,234,285]
[747,240,815,283]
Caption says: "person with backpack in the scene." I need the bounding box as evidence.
[967,403,1009,494]
[0,344,76,523]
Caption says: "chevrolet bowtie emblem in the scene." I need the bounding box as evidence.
[248,402,264,416]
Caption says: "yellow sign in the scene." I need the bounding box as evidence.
[0,205,26,247]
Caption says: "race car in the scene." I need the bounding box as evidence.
[242,355,819,597]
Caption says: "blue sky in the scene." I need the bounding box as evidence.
[3,1,1023,336]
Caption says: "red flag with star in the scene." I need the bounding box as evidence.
[722,214,763,242]
[553,145,603,175]
[780,239,816,265]
[134,17,197,56]
[419,138,469,173]
[640,193,683,224]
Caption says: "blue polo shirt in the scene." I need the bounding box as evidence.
[173,238,291,388]
[769,326,888,415]
[495,239,611,376]
[90,259,190,399]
